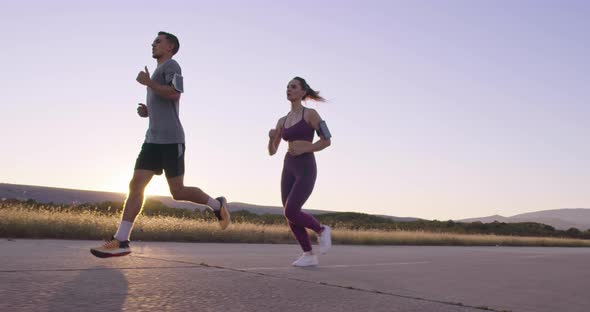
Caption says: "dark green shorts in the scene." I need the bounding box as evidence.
[134,143,185,178]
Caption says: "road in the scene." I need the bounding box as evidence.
[1,239,589,311]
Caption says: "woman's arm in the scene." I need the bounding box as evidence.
[268,117,285,156]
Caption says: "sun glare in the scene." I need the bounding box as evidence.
[104,174,170,197]
[144,178,171,197]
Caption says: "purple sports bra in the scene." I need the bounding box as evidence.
[281,108,314,142]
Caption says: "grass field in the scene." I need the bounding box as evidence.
[2,204,590,247]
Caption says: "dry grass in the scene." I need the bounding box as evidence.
[2,205,590,247]
[333,228,590,247]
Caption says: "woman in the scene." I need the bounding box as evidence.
[268,76,332,267]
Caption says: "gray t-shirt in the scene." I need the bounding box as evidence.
[145,59,185,144]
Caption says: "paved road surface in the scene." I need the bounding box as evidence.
[1,239,589,311]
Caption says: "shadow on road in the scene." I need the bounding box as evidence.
[48,266,128,312]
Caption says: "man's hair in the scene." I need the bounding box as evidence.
[158,31,180,55]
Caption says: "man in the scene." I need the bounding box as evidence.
[91,31,230,258]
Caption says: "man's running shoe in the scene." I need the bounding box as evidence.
[90,237,131,258]
[207,196,231,230]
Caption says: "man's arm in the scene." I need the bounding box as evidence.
[136,66,181,101]
[137,103,148,117]
[146,80,181,101]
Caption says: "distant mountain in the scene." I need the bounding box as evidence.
[0,183,419,222]
[459,215,514,224]
[1,183,127,205]
[458,209,590,231]
[375,214,424,222]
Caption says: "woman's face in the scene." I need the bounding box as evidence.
[286,79,306,102]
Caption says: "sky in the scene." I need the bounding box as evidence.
[1,0,589,220]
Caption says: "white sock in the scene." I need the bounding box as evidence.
[115,221,134,242]
[207,197,221,210]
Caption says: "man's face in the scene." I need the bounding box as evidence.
[151,35,173,58]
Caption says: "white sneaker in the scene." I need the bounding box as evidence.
[318,225,332,254]
[291,253,319,267]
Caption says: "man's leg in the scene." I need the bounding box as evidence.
[167,175,231,230]
[167,175,210,204]
[121,169,154,223]
[90,169,153,258]
[115,169,154,240]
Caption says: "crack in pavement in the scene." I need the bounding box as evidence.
[0,250,508,312]
[130,254,509,312]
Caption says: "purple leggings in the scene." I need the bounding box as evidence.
[281,153,323,252]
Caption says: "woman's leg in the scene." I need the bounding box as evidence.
[283,159,322,252]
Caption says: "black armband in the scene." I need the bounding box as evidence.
[316,120,332,139]
[172,73,184,93]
